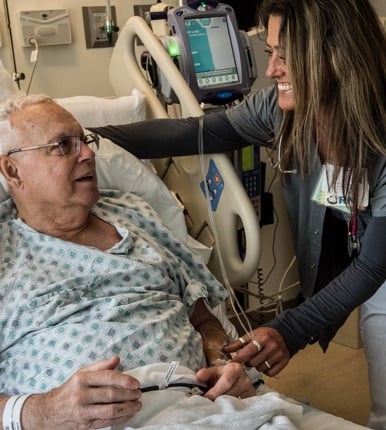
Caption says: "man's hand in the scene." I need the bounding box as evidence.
[23,356,142,430]
[223,327,290,377]
[196,362,255,400]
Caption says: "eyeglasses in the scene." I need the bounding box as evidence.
[7,133,100,157]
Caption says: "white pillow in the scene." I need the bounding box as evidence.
[56,90,146,128]
[95,136,189,243]
[0,59,18,103]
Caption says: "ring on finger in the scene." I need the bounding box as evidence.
[238,337,247,346]
[252,339,262,352]
[264,360,271,370]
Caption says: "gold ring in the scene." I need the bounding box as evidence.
[238,337,247,346]
[264,360,271,369]
[252,339,262,352]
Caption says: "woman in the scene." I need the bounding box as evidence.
[91,0,386,427]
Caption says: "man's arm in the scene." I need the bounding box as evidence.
[190,299,231,366]
[190,299,257,399]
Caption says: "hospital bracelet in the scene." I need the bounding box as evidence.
[2,394,31,430]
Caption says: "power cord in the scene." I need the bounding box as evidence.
[197,115,256,340]
[26,38,39,94]
[234,255,299,316]
[197,116,299,335]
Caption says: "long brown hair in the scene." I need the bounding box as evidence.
[259,0,386,201]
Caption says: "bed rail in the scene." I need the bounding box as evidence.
[109,16,261,287]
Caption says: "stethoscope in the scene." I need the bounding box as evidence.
[348,196,361,257]
[268,137,298,174]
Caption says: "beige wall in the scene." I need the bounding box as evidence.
[0,0,179,97]
[0,0,384,97]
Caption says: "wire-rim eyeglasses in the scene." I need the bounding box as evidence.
[7,133,100,157]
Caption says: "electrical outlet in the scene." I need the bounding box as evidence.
[380,16,386,32]
[82,6,117,49]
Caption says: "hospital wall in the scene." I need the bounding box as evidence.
[0,0,179,97]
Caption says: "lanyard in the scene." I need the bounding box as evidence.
[347,203,360,257]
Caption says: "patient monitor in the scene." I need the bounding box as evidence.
[146,1,257,105]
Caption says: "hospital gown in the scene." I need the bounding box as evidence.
[0,191,227,395]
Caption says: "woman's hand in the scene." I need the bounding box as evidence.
[196,362,256,400]
[223,327,290,377]
[23,356,142,430]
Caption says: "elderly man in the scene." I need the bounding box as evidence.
[0,94,255,429]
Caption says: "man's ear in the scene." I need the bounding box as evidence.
[0,156,23,189]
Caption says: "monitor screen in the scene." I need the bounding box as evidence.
[165,2,254,104]
[184,16,239,89]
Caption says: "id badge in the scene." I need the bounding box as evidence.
[311,163,369,213]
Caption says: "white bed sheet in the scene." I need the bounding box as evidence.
[96,364,370,430]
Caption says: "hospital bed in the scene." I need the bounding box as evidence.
[108,15,261,290]
[0,13,370,430]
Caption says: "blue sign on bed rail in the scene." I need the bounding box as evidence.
[200,159,224,211]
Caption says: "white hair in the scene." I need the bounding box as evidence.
[0,93,55,191]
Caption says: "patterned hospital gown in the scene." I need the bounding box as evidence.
[0,191,227,395]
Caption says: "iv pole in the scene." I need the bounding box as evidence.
[2,0,24,88]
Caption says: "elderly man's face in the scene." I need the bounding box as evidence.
[8,102,99,212]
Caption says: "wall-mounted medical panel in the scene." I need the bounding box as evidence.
[18,9,72,47]
[82,6,118,49]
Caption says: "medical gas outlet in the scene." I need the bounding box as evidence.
[82,6,119,49]
[19,9,72,47]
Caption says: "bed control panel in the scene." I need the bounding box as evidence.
[200,159,224,211]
